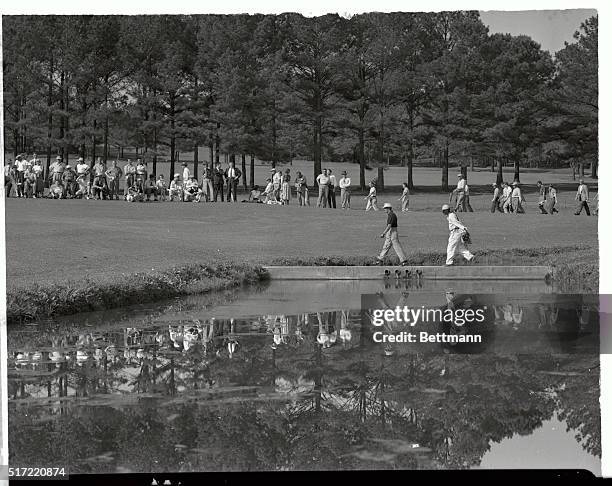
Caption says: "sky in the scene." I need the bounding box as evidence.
[479,9,597,53]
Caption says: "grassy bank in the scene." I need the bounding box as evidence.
[6,262,268,325]
[6,245,597,325]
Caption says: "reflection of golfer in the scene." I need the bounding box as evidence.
[377,203,409,265]
[442,204,474,266]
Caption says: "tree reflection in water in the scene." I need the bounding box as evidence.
[7,293,600,472]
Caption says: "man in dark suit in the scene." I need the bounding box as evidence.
[225,161,242,202]
[213,162,225,202]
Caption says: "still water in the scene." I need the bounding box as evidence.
[7,280,601,473]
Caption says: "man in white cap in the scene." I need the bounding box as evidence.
[442,204,474,266]
[377,203,409,265]
[574,179,590,216]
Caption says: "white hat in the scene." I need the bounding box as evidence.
[174,173,180,178]
[77,157,84,162]
[441,204,450,211]
[56,156,62,160]
[383,203,392,209]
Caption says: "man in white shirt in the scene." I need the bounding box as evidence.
[502,182,513,213]
[511,182,525,214]
[49,156,66,185]
[224,161,241,202]
[316,169,330,208]
[272,168,283,201]
[31,158,44,198]
[452,174,467,212]
[463,180,473,212]
[14,154,30,197]
[181,162,190,183]
[327,169,337,208]
[574,179,591,216]
[124,159,136,190]
[339,171,351,209]
[441,204,474,266]
[76,157,89,177]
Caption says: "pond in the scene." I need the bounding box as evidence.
[6,280,601,474]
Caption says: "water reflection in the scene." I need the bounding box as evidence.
[7,291,600,473]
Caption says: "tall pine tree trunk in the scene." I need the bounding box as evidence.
[358,125,366,190]
[91,119,97,184]
[592,160,598,178]
[208,139,214,173]
[441,141,449,192]
[250,154,255,189]
[46,56,54,182]
[215,123,220,164]
[514,158,520,182]
[193,143,198,179]
[496,157,503,185]
[241,154,247,191]
[59,71,66,161]
[169,94,176,178]
[407,139,414,190]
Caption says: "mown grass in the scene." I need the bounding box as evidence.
[6,262,268,325]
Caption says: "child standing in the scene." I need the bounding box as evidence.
[365,181,379,211]
[399,183,410,211]
[281,175,291,205]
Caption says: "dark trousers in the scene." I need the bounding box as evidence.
[214,183,224,202]
[5,177,13,197]
[490,198,502,213]
[125,174,135,190]
[575,201,591,216]
[226,180,238,202]
[327,186,336,208]
[16,171,25,196]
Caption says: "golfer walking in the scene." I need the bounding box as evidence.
[442,204,474,266]
[377,203,409,266]
[574,179,590,216]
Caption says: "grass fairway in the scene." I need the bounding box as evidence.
[5,195,597,289]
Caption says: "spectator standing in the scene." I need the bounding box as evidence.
[295,171,307,206]
[574,179,591,216]
[124,159,136,191]
[225,161,241,202]
[105,161,123,200]
[213,162,225,202]
[281,174,291,205]
[327,169,337,208]
[339,171,351,209]
[365,181,378,211]
[511,182,525,214]
[399,182,410,212]
[316,169,330,208]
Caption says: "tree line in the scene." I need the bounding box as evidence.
[2,12,598,190]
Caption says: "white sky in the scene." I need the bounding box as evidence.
[480,9,598,53]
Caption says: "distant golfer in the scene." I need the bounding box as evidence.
[442,204,474,266]
[574,179,590,216]
[377,203,409,266]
